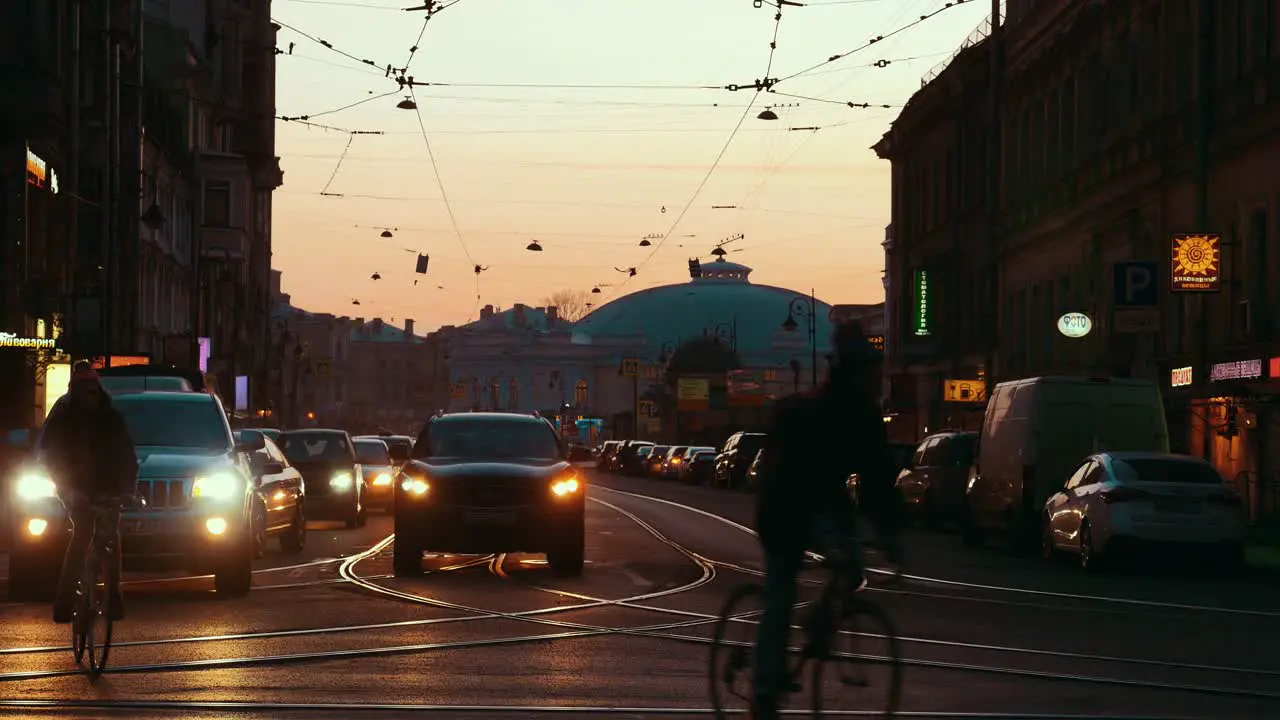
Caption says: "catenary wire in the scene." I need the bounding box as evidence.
[620,3,788,292]
[772,0,973,85]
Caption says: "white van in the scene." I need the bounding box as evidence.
[963,376,1169,552]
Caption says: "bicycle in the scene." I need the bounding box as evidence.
[69,495,139,680]
[708,554,903,718]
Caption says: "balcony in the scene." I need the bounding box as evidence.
[201,226,250,261]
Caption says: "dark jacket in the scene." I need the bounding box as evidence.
[39,395,138,496]
[755,367,903,554]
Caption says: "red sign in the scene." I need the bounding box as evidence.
[1270,357,1280,378]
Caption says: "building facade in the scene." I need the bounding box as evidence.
[877,0,1280,529]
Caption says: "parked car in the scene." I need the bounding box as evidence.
[895,431,977,529]
[682,450,717,484]
[613,441,654,475]
[1042,452,1244,573]
[666,446,714,480]
[714,432,767,489]
[596,441,621,471]
[644,446,672,476]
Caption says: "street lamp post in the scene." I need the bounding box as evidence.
[781,290,818,388]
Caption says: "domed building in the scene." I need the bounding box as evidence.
[444,258,853,442]
[573,258,834,370]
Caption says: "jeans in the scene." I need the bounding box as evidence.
[753,512,862,709]
[54,494,123,620]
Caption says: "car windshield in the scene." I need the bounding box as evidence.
[112,396,232,451]
[280,432,353,463]
[354,440,391,465]
[419,419,560,460]
[1113,458,1223,484]
[100,376,193,393]
[382,437,412,459]
[636,446,653,457]
[650,446,670,457]
[692,451,714,461]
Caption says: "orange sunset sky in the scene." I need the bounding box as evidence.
[269,0,995,330]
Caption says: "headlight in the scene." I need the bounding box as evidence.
[551,476,581,497]
[330,472,355,490]
[15,472,57,501]
[373,473,393,487]
[193,473,241,500]
[400,477,428,496]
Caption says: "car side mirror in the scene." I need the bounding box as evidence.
[261,460,284,476]
[236,430,266,453]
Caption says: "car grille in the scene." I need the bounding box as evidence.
[438,478,547,507]
[137,479,189,510]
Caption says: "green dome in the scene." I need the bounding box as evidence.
[573,258,835,367]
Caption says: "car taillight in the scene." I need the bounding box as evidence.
[1102,487,1151,504]
[1207,493,1242,507]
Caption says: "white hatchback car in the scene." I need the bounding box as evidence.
[1042,451,1245,572]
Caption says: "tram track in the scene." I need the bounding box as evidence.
[1,489,1277,709]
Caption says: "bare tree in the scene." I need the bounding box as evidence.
[542,288,592,322]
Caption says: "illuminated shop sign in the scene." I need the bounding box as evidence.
[1271,357,1280,378]
[0,332,56,349]
[1170,233,1220,292]
[912,269,930,337]
[866,335,885,352]
[25,147,59,194]
[1209,359,1262,382]
[1057,312,1092,338]
[1170,366,1193,387]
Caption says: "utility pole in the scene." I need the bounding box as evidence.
[1193,0,1214,460]
[102,0,119,367]
[67,0,82,315]
[119,0,144,357]
[982,0,1003,389]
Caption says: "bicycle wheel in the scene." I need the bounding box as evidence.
[809,596,902,717]
[708,583,765,717]
[87,550,114,678]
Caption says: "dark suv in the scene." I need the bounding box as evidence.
[394,413,587,577]
[713,432,767,489]
[895,431,978,529]
[278,429,368,528]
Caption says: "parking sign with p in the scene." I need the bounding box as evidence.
[1114,262,1159,307]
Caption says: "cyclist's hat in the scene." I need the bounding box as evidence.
[831,321,883,370]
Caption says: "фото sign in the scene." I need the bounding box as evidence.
[1171,233,1221,292]
[1210,359,1262,382]
[1056,312,1093,338]
[1170,366,1193,387]
[912,268,930,336]
[0,332,56,349]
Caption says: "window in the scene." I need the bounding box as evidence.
[509,378,520,409]
[1065,461,1095,490]
[204,180,230,226]
[574,379,588,407]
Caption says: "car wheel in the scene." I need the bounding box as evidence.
[251,502,268,559]
[393,537,423,576]
[279,503,307,554]
[7,551,58,602]
[214,533,254,596]
[960,507,984,548]
[1079,521,1105,573]
[547,538,585,578]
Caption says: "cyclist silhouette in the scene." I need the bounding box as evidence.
[41,362,137,623]
[750,322,905,719]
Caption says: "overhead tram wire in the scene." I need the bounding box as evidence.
[770,0,972,86]
[407,87,478,280]
[278,89,401,122]
[618,3,789,295]
[272,17,396,75]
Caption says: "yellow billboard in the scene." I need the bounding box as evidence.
[942,379,986,403]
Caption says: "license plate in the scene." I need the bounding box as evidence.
[121,518,160,534]
[465,509,516,525]
[1155,499,1202,514]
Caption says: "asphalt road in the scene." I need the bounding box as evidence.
[0,469,1278,719]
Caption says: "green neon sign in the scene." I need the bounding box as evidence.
[912,268,931,336]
